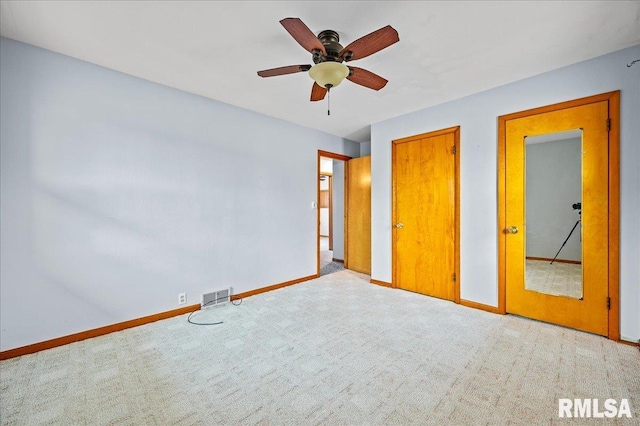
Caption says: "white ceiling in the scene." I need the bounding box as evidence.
[1,1,639,142]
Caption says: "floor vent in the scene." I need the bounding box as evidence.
[201,288,231,308]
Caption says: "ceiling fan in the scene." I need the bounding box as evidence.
[257,18,399,103]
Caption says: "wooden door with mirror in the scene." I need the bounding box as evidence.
[498,92,619,338]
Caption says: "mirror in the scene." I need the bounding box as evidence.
[525,130,583,299]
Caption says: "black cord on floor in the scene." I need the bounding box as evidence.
[186,296,243,326]
[187,309,223,326]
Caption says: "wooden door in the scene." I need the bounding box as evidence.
[500,94,618,337]
[392,127,460,301]
[345,156,371,274]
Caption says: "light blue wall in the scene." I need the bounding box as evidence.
[0,38,359,351]
[371,45,640,342]
[360,141,371,157]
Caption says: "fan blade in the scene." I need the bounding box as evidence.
[257,64,311,78]
[280,18,327,55]
[339,25,399,62]
[310,82,328,101]
[347,67,388,90]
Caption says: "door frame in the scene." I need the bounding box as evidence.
[319,173,333,246]
[391,126,461,303]
[317,150,352,276]
[497,91,620,340]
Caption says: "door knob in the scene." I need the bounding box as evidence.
[505,226,519,234]
[395,223,404,228]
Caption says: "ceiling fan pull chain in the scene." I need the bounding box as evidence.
[327,89,330,116]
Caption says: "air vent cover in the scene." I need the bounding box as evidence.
[201,288,230,308]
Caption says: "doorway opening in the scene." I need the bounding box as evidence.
[317,150,351,276]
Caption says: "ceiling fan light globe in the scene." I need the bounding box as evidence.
[309,62,349,88]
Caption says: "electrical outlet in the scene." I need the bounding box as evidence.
[178,293,186,305]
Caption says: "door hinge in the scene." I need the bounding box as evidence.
[607,297,611,310]
[606,118,611,132]
[452,272,456,282]
[452,145,457,154]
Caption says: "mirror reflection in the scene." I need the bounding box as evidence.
[525,130,583,299]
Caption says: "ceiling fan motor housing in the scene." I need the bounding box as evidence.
[314,30,344,63]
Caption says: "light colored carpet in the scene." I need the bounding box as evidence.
[320,236,344,276]
[1,270,638,425]
[526,259,582,299]
[320,260,345,277]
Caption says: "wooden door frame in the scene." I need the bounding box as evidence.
[319,173,333,246]
[317,150,352,276]
[391,126,461,303]
[328,175,333,250]
[497,91,620,341]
